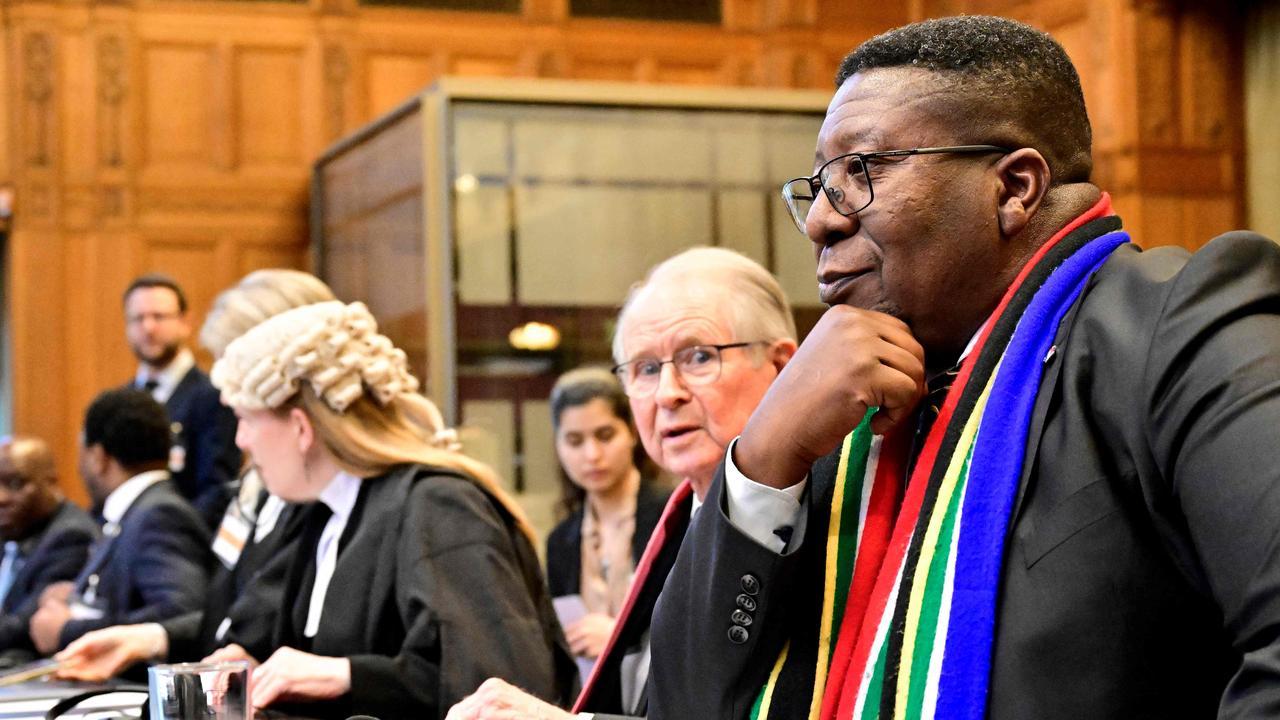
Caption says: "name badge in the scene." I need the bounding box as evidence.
[212,513,252,569]
[168,422,186,473]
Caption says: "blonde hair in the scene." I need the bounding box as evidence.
[213,301,535,544]
[200,269,336,358]
[612,247,797,363]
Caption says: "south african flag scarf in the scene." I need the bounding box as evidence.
[751,196,1128,720]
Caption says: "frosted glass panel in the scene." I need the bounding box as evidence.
[773,208,820,306]
[460,400,516,494]
[516,184,712,305]
[514,110,712,182]
[765,115,823,180]
[712,118,766,183]
[716,190,768,265]
[520,398,561,543]
[455,116,510,178]
[456,186,512,304]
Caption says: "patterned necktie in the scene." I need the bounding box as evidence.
[906,363,962,478]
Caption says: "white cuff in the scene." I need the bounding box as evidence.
[723,437,808,554]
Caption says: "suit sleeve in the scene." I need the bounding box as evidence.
[59,505,211,647]
[188,387,241,525]
[1139,233,1280,717]
[0,526,95,650]
[345,477,559,718]
[646,460,823,720]
[158,611,204,661]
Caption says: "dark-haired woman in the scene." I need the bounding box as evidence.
[544,367,669,664]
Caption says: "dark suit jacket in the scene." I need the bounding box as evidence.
[545,481,672,601]
[265,464,576,720]
[648,225,1280,719]
[58,480,212,649]
[575,481,693,719]
[161,491,302,662]
[0,501,98,652]
[134,365,241,529]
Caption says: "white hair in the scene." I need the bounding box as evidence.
[612,247,797,363]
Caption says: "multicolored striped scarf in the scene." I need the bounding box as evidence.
[751,198,1128,720]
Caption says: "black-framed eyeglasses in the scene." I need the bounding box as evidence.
[780,145,1011,234]
[612,341,766,399]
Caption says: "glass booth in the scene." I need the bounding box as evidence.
[312,77,827,537]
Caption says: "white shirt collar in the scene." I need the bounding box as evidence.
[102,469,169,525]
[135,348,194,404]
[316,471,362,521]
[924,320,988,386]
[959,320,986,363]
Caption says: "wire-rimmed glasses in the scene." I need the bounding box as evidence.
[780,145,1011,233]
[612,342,765,399]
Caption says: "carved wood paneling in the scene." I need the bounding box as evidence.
[0,0,1249,501]
[23,33,56,168]
[142,43,220,167]
[98,35,128,168]
[235,47,307,167]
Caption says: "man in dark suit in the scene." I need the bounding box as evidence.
[447,248,799,720]
[0,436,97,659]
[648,15,1280,720]
[123,274,240,529]
[29,388,212,655]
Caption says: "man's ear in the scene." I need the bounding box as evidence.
[770,338,798,372]
[995,148,1051,238]
[288,407,316,455]
[85,444,108,477]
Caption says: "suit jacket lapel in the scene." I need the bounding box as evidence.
[1009,258,1093,528]
[575,480,694,712]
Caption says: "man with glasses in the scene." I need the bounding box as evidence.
[123,274,239,530]
[650,15,1280,720]
[447,247,797,720]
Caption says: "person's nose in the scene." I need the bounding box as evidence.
[807,187,860,248]
[234,421,250,452]
[653,362,691,409]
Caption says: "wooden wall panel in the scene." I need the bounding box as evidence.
[142,43,221,167]
[0,0,1249,502]
[933,0,1244,251]
[365,54,436,117]
[235,47,307,168]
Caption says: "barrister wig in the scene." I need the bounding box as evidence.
[212,300,535,543]
[200,269,336,359]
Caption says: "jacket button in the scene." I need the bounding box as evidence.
[728,625,749,644]
[736,593,757,612]
[731,609,753,627]
[741,574,760,595]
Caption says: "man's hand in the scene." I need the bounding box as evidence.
[202,643,259,667]
[565,613,615,659]
[445,678,574,720]
[250,647,350,709]
[736,306,926,488]
[55,624,169,681]
[39,581,74,606]
[30,600,72,655]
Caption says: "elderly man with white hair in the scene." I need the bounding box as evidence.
[448,246,799,720]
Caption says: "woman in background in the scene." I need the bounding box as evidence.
[544,367,668,663]
[206,300,572,719]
